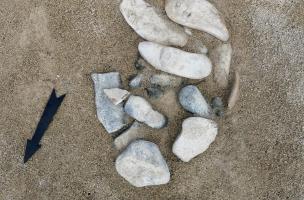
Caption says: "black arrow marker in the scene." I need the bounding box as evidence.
[24,89,65,163]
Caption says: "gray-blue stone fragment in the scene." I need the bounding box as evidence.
[178,85,212,118]
[91,72,128,134]
[129,74,143,88]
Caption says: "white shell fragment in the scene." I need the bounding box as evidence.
[104,88,130,105]
[173,117,218,162]
[124,95,167,128]
[179,85,212,118]
[116,140,170,187]
[114,121,144,151]
[91,73,128,134]
[228,71,240,109]
[165,0,229,41]
[120,0,188,47]
[139,41,212,79]
[211,43,232,88]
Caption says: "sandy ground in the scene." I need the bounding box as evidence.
[0,0,303,199]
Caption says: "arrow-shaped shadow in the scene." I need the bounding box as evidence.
[24,89,65,163]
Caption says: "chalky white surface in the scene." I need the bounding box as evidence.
[139,41,212,79]
[120,0,188,46]
[173,117,218,162]
[124,95,166,128]
[165,0,229,41]
[116,140,170,187]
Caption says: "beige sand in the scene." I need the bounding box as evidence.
[0,0,303,199]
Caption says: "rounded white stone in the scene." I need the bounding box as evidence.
[124,95,166,128]
[139,41,212,79]
[116,140,170,187]
[173,117,218,162]
[120,0,188,47]
[165,0,229,41]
